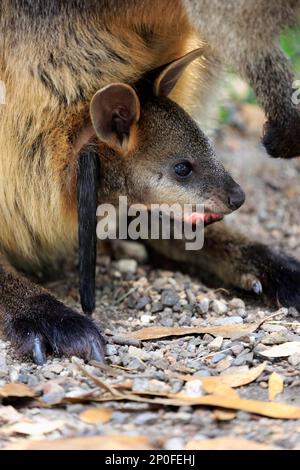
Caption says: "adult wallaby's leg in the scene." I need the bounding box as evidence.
[184,0,300,159]
[148,223,300,310]
[0,257,105,365]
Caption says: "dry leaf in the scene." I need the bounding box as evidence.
[3,420,65,436]
[4,435,152,451]
[213,410,237,421]
[79,408,113,424]
[129,323,259,342]
[0,383,35,398]
[260,342,300,358]
[269,373,284,401]
[201,382,239,399]
[170,394,300,419]
[173,363,266,389]
[78,387,300,420]
[186,438,277,451]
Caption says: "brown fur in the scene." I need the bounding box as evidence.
[0,1,300,363]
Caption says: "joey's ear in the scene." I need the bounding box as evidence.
[154,48,204,97]
[90,83,141,155]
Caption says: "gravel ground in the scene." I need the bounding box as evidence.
[1,111,300,450]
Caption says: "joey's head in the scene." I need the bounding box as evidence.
[85,50,245,226]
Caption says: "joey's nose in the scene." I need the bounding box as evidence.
[227,185,245,211]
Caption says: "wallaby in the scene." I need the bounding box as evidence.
[0,1,299,365]
[184,0,300,159]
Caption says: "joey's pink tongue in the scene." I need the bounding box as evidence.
[184,213,223,225]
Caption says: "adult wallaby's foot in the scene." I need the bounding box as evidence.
[147,224,300,311]
[5,295,105,365]
[263,121,300,159]
[241,244,300,311]
[0,263,105,365]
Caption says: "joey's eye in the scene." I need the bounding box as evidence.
[174,161,193,178]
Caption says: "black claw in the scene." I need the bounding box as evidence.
[90,341,106,364]
[32,337,47,365]
[252,280,263,295]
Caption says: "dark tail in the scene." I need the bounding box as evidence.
[77,149,100,315]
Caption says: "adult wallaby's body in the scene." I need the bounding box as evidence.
[0,0,299,364]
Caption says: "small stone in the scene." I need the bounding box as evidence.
[211,353,226,364]
[9,368,20,383]
[0,357,8,378]
[140,314,152,325]
[183,379,203,397]
[161,289,180,307]
[164,438,185,451]
[128,346,151,361]
[115,259,138,274]
[216,356,233,372]
[160,317,174,327]
[136,296,151,310]
[106,345,118,356]
[289,307,299,318]
[132,378,170,394]
[152,302,164,314]
[288,353,300,367]
[208,336,223,352]
[262,325,288,333]
[231,344,244,356]
[48,364,64,375]
[261,332,289,346]
[193,370,211,377]
[133,412,157,425]
[214,316,243,326]
[198,298,210,314]
[229,298,245,310]
[127,358,146,371]
[212,300,228,315]
[233,353,254,366]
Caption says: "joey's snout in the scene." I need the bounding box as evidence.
[227,184,245,211]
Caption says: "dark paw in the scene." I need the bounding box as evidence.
[245,245,300,312]
[263,120,300,159]
[5,294,106,365]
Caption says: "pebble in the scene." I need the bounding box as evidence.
[128,346,151,361]
[136,296,151,310]
[164,438,185,451]
[140,314,152,325]
[261,332,289,346]
[0,357,8,378]
[212,300,228,315]
[198,298,210,314]
[48,364,65,375]
[262,325,288,333]
[152,302,164,313]
[160,317,174,328]
[231,344,244,356]
[133,412,158,426]
[288,353,300,367]
[106,345,118,356]
[132,378,170,395]
[193,370,211,377]
[233,352,254,366]
[183,380,203,397]
[229,298,245,310]
[161,289,180,307]
[214,316,243,326]
[216,356,233,372]
[115,259,137,274]
[208,336,223,352]
[211,353,226,364]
